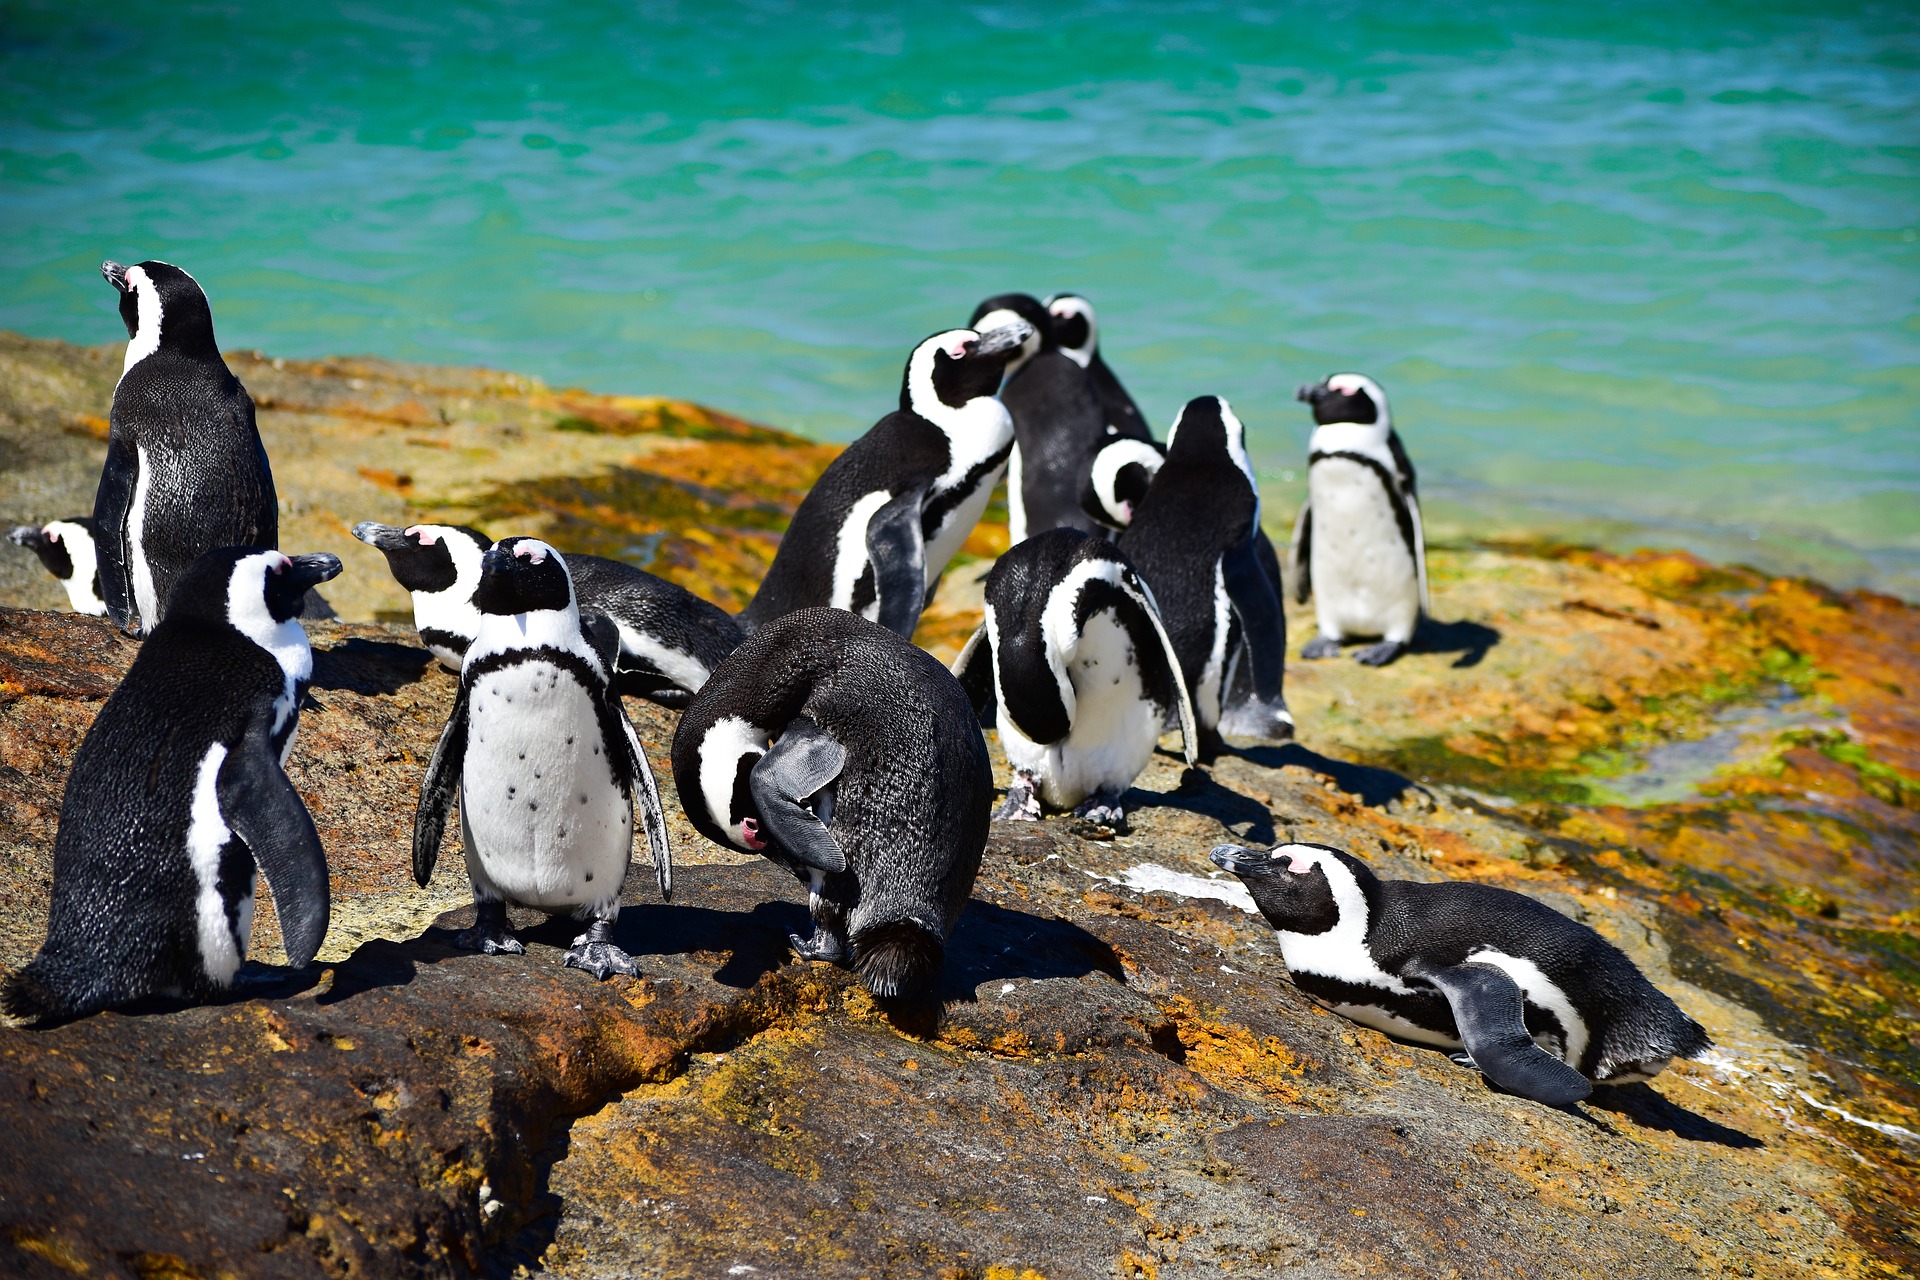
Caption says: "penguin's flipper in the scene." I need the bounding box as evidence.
[91,432,139,629]
[618,709,674,902]
[413,682,470,889]
[949,623,997,726]
[1410,959,1593,1107]
[1387,427,1419,498]
[1120,570,1200,767]
[218,744,330,969]
[865,486,930,638]
[581,608,623,676]
[1221,534,1288,705]
[749,720,848,875]
[1407,489,1431,615]
[1286,502,1312,606]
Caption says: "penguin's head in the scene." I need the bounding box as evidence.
[1209,842,1361,935]
[1044,293,1097,369]
[162,547,343,635]
[693,714,771,852]
[102,259,218,364]
[9,521,74,580]
[901,321,1036,419]
[968,293,1051,378]
[353,521,492,595]
[1296,373,1390,429]
[475,536,574,616]
[1081,437,1164,529]
[1165,395,1257,488]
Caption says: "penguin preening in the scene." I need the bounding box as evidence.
[1,547,341,1022]
[353,521,741,705]
[672,607,992,999]
[1210,842,1711,1106]
[8,518,106,615]
[1289,373,1428,666]
[738,322,1031,639]
[1116,395,1292,759]
[951,528,1197,827]
[93,260,279,636]
[412,537,672,979]
[1045,293,1151,444]
[970,293,1111,545]
[1081,437,1165,533]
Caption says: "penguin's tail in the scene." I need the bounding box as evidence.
[852,918,945,1000]
[0,961,74,1024]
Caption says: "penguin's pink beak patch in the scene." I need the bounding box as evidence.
[947,340,971,359]
[513,542,548,564]
[405,525,439,545]
[740,817,767,851]
[44,527,60,543]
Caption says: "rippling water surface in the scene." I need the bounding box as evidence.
[3,2,1916,593]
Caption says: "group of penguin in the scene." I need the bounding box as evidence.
[1,260,1708,1111]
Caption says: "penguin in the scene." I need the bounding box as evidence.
[1209,842,1712,1106]
[0,547,341,1022]
[8,517,106,615]
[1116,396,1292,760]
[952,528,1197,826]
[968,293,1110,544]
[1080,437,1165,533]
[412,537,672,979]
[1044,293,1152,444]
[1289,373,1428,667]
[353,521,742,706]
[93,260,279,636]
[671,607,992,999]
[738,321,1032,639]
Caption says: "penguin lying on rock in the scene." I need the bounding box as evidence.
[413,538,673,979]
[1210,842,1711,1106]
[1290,374,1428,666]
[738,322,1031,639]
[353,521,742,706]
[673,607,992,999]
[951,528,1197,827]
[2,547,341,1022]
[8,518,106,615]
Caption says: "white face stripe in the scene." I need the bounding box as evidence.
[1046,295,1096,368]
[128,445,158,632]
[119,265,163,378]
[462,547,600,679]
[1089,439,1162,526]
[697,715,767,842]
[226,550,315,739]
[970,310,1042,378]
[44,521,105,615]
[1323,373,1392,429]
[1266,844,1414,995]
[403,524,489,651]
[186,743,243,985]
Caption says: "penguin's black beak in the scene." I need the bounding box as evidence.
[1209,844,1266,875]
[1295,383,1324,405]
[282,553,344,594]
[8,525,47,551]
[352,521,413,553]
[970,319,1036,358]
[102,260,131,294]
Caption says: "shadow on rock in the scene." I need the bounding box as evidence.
[1131,769,1277,843]
[940,897,1126,999]
[310,636,434,696]
[1587,1081,1766,1148]
[1416,616,1501,668]
[1239,741,1417,808]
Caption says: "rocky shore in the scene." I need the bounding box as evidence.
[1,332,1915,1278]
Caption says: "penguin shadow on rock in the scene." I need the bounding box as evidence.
[306,635,434,698]
[1234,741,1420,810]
[1124,766,1278,847]
[1410,614,1500,670]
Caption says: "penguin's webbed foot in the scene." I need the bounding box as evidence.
[564,939,640,980]
[1072,791,1128,830]
[789,927,850,966]
[1448,1050,1478,1069]
[994,779,1042,822]
[1301,635,1342,660]
[1354,639,1406,667]
[454,901,524,955]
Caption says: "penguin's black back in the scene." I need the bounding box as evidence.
[1087,354,1151,443]
[738,412,952,631]
[568,554,744,672]
[1003,351,1111,537]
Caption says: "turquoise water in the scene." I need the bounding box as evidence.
[3,2,1917,594]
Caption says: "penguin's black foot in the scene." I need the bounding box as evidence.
[1448,1050,1478,1069]
[1354,639,1407,667]
[994,781,1042,822]
[1072,791,1128,829]
[454,902,524,955]
[789,928,850,966]
[1301,635,1342,660]
[563,939,639,980]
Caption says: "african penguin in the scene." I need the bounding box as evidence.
[353,521,742,706]
[8,518,106,615]
[1044,293,1152,443]
[1080,437,1165,533]
[969,293,1110,544]
[1210,842,1711,1106]
[672,607,992,999]
[413,537,672,979]
[1116,396,1292,760]
[1,547,341,1022]
[93,260,279,635]
[951,528,1197,827]
[738,321,1031,639]
[1289,373,1428,666]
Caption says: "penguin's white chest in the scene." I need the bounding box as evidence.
[1000,608,1160,807]
[1307,460,1419,641]
[923,468,1002,585]
[459,662,631,911]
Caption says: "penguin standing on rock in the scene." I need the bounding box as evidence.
[672,608,992,999]
[1,547,341,1022]
[8,518,106,615]
[951,528,1197,827]
[1044,293,1151,443]
[1209,842,1711,1106]
[1289,374,1428,666]
[739,322,1031,638]
[93,261,279,635]
[1117,396,1292,759]
[413,538,672,979]
[353,521,742,705]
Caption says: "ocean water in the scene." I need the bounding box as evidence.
[3,1,1916,595]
